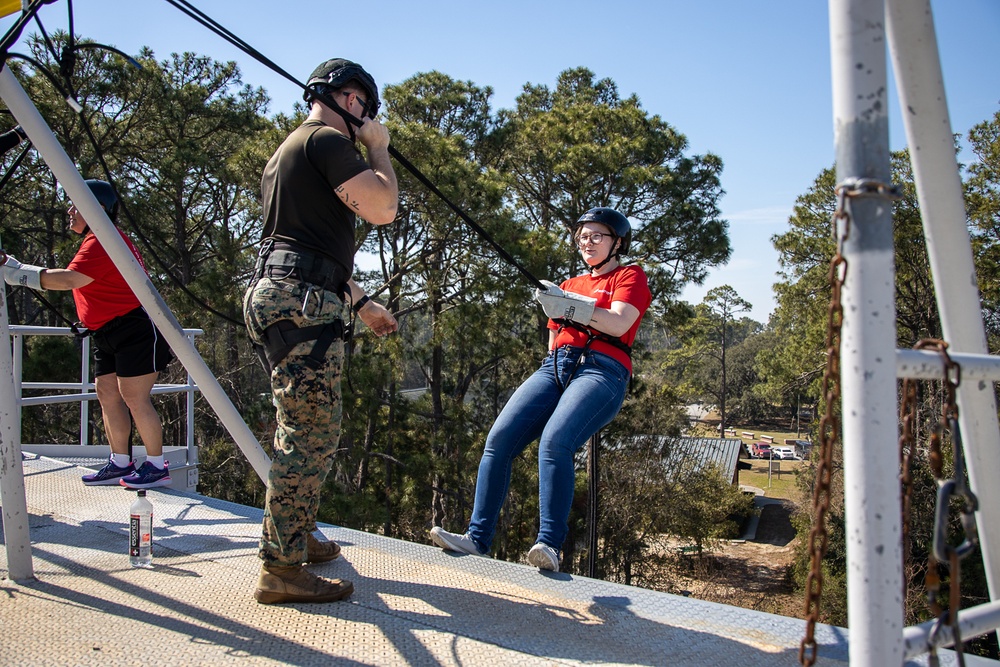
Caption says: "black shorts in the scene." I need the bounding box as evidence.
[92,307,173,378]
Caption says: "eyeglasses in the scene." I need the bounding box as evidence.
[577,232,608,246]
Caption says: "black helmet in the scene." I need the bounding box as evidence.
[303,58,380,120]
[84,179,119,221]
[576,207,631,254]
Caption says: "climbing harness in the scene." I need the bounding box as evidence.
[554,318,633,359]
[248,239,352,374]
[550,318,632,392]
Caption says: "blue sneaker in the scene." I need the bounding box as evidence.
[120,461,171,489]
[82,458,135,486]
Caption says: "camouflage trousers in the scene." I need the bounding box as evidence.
[243,276,347,566]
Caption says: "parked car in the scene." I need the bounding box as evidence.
[751,442,772,458]
[771,446,801,460]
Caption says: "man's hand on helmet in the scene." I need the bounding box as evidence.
[534,280,596,324]
[356,117,390,152]
[2,254,44,290]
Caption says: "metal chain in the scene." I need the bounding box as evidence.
[899,371,919,595]
[800,186,850,667]
[916,341,977,667]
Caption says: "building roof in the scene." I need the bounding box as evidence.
[619,435,745,484]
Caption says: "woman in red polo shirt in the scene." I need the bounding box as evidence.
[431,207,652,572]
[3,180,172,488]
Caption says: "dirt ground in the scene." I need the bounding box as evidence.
[671,413,807,616]
[665,500,803,617]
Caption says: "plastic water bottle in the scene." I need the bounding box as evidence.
[129,489,153,568]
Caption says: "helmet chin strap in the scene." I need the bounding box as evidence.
[590,237,620,272]
[332,103,360,143]
[311,88,363,142]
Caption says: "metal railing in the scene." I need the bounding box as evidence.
[10,325,202,464]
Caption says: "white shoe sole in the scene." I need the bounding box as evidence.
[527,544,559,572]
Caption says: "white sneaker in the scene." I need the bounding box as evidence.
[527,542,560,572]
[430,526,483,555]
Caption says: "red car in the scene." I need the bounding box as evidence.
[751,442,772,458]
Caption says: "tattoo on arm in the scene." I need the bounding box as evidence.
[335,185,360,211]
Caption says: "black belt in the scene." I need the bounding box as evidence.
[261,242,349,294]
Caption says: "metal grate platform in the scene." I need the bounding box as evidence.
[1,454,984,666]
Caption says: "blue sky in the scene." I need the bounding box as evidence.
[4,0,999,321]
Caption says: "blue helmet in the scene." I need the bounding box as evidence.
[576,207,631,254]
[84,179,119,221]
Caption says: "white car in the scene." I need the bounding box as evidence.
[770,446,801,460]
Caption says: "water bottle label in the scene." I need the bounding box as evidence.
[130,515,140,557]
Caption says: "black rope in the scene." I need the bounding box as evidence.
[0,140,31,189]
[387,148,544,289]
[160,0,546,291]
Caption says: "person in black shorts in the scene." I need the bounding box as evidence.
[3,179,173,488]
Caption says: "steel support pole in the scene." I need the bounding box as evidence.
[0,267,33,582]
[0,65,271,483]
[830,1,903,664]
[886,0,1000,602]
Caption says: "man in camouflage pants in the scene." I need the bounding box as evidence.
[244,58,398,604]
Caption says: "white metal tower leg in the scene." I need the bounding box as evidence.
[0,272,33,582]
[0,66,271,484]
[830,1,903,664]
[886,0,1000,602]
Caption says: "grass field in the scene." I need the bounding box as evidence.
[739,459,804,500]
[736,429,810,501]
[688,422,812,501]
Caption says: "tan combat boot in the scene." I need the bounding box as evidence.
[254,564,354,604]
[305,533,341,563]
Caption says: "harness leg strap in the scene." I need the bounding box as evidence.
[258,318,345,373]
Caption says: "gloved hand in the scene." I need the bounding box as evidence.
[534,279,596,324]
[2,254,44,290]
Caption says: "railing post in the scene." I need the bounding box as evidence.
[79,336,90,446]
[0,278,34,581]
[185,331,197,467]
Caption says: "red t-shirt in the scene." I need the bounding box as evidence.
[547,264,652,373]
[66,230,145,330]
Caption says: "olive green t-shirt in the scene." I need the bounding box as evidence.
[260,119,369,274]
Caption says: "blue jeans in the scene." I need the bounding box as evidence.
[467,346,630,554]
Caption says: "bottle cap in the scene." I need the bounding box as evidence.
[137,490,146,496]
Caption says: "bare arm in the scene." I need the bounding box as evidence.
[336,118,398,225]
[586,301,641,338]
[40,268,92,291]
